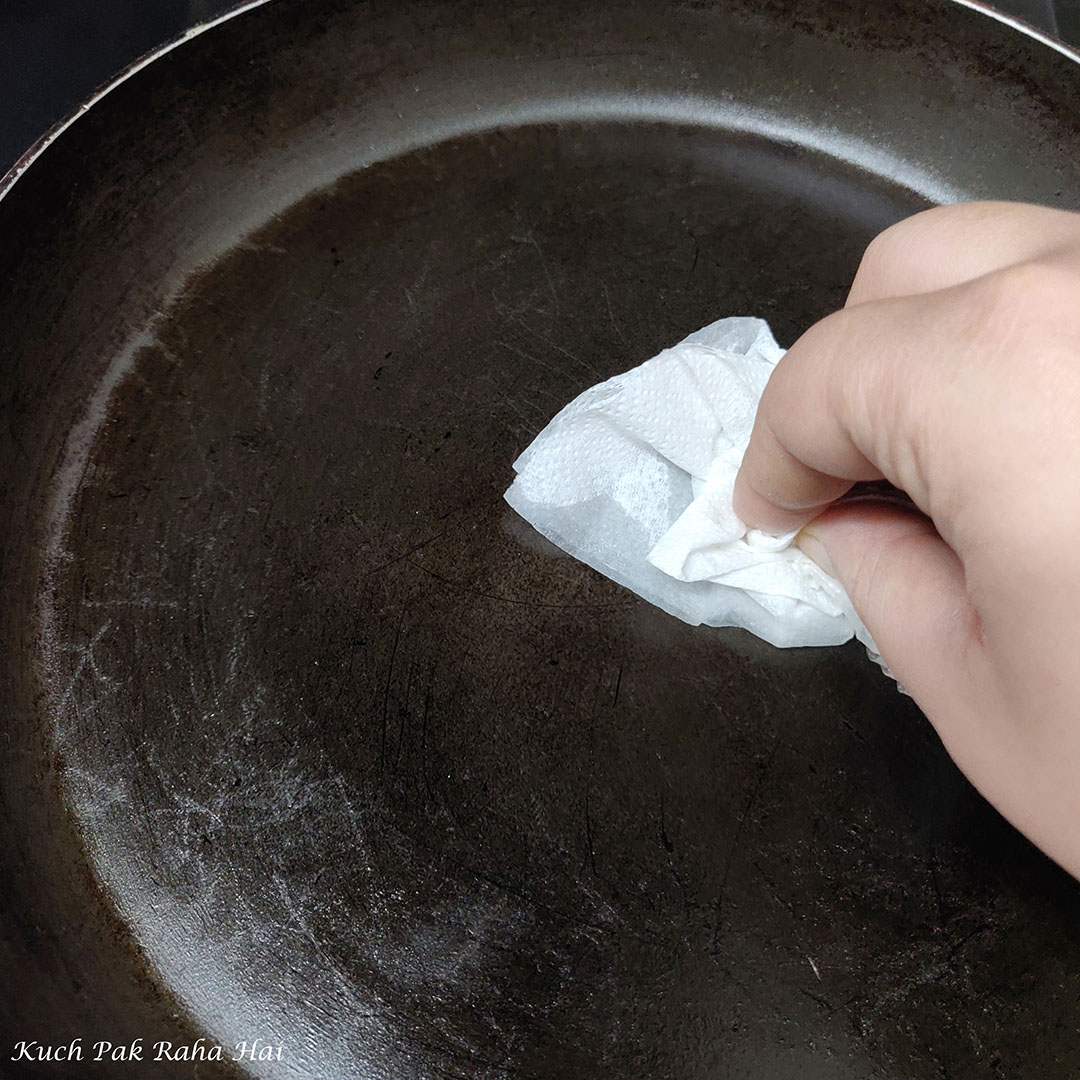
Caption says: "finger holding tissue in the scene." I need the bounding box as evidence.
[503,317,888,671]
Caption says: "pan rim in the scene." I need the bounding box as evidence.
[0,0,273,202]
[1,0,1079,211]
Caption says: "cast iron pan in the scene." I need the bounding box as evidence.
[2,1,1080,1076]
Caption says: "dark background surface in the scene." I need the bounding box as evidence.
[1,0,1079,178]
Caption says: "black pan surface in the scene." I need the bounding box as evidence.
[2,1,1080,1077]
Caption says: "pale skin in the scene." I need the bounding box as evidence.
[732,201,1080,881]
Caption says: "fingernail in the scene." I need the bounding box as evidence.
[797,527,835,577]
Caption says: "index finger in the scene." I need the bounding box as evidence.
[734,202,1080,534]
[732,277,993,535]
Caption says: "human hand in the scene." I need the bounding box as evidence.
[733,201,1080,879]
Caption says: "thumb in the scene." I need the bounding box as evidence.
[796,501,982,708]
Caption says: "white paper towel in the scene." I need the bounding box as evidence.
[504,316,883,662]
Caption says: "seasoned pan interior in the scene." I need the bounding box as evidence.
[2,1,1080,1077]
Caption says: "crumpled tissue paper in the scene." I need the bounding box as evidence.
[504,316,884,666]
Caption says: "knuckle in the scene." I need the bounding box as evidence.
[849,206,962,304]
[849,225,905,302]
[965,260,1068,345]
[849,204,1043,306]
